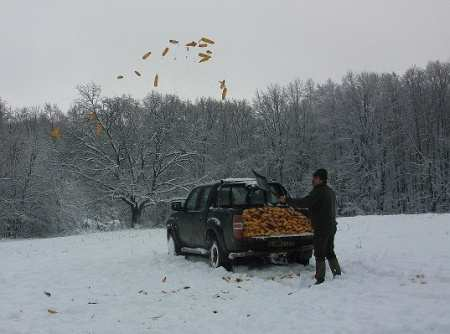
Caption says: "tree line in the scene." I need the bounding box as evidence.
[1,60,449,237]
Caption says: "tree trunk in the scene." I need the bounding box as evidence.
[131,205,142,228]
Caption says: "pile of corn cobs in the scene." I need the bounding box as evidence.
[242,207,313,237]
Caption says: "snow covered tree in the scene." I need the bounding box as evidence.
[64,84,197,227]
[1,60,450,237]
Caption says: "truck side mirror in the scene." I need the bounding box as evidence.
[171,201,185,211]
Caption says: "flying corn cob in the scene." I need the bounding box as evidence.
[50,127,62,140]
[185,41,197,47]
[134,70,142,77]
[198,43,208,47]
[154,73,159,87]
[142,51,152,60]
[200,37,215,44]
[117,75,124,79]
[162,47,169,56]
[169,39,179,44]
[198,56,211,63]
[95,122,103,137]
[87,112,97,121]
[221,87,228,100]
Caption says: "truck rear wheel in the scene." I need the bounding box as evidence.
[297,257,310,266]
[297,250,313,265]
[167,231,181,256]
[209,238,231,270]
[288,250,312,265]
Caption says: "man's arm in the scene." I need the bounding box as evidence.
[285,187,321,209]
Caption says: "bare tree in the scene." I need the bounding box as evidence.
[64,84,197,227]
[254,84,291,183]
[2,60,450,237]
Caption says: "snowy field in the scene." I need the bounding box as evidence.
[1,214,450,334]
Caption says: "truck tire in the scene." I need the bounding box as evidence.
[209,238,231,270]
[297,249,313,265]
[288,250,312,265]
[297,257,310,266]
[167,231,181,256]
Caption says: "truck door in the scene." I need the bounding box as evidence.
[177,187,202,246]
[190,186,213,247]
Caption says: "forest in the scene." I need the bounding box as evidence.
[1,60,449,237]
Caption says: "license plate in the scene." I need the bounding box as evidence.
[268,240,295,248]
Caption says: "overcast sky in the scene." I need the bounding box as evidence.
[1,0,450,110]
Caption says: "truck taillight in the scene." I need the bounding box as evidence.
[233,215,244,240]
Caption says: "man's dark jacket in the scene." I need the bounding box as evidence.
[287,183,337,236]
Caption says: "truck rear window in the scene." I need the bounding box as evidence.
[216,183,284,208]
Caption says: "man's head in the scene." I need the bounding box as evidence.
[312,168,328,186]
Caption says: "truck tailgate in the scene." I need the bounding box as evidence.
[247,232,313,249]
[229,232,314,259]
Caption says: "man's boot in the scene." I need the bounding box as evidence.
[315,259,326,285]
[328,257,342,277]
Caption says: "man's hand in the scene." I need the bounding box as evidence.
[279,195,287,204]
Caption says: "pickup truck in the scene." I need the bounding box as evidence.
[166,178,314,270]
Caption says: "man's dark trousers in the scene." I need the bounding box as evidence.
[314,227,341,281]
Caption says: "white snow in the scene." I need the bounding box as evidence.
[221,178,257,184]
[1,214,450,334]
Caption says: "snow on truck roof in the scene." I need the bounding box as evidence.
[221,178,257,184]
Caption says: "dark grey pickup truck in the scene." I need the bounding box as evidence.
[166,178,314,270]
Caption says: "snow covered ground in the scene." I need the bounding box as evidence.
[1,214,450,334]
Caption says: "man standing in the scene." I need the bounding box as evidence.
[282,169,342,285]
